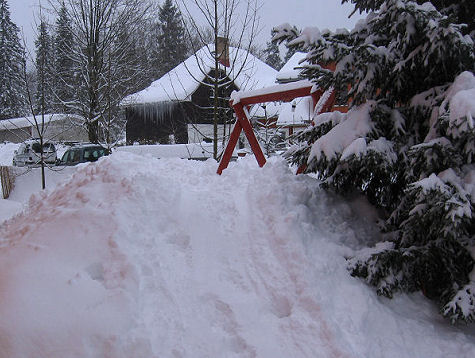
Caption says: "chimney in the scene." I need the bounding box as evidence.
[217,37,230,67]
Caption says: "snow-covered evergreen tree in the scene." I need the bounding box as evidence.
[35,18,55,114]
[283,44,297,64]
[343,0,475,36]
[0,0,26,120]
[152,0,187,78]
[263,40,282,70]
[274,0,475,322]
[53,1,76,113]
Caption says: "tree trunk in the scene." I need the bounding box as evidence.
[213,0,219,161]
[88,120,99,143]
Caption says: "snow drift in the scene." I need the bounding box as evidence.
[0,153,474,357]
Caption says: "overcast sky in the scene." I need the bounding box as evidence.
[9,0,363,54]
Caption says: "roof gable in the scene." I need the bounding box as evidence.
[276,52,308,83]
[122,45,277,106]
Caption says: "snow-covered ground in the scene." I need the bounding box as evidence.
[0,148,474,357]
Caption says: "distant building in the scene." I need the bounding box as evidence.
[275,52,315,137]
[0,114,88,143]
[121,45,277,145]
[274,52,350,137]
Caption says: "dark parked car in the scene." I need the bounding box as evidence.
[58,144,109,166]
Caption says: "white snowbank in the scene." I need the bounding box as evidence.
[115,142,222,159]
[0,154,474,357]
[0,142,19,166]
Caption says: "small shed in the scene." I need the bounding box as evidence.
[121,45,277,145]
[0,114,88,143]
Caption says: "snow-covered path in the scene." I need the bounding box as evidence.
[0,153,474,357]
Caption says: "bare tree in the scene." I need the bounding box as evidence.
[48,0,153,145]
[177,0,260,160]
[19,38,58,190]
[253,104,285,157]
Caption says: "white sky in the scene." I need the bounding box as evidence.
[9,0,363,55]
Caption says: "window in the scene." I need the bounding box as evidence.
[32,142,42,153]
[72,150,81,162]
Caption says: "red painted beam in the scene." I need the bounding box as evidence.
[235,86,313,106]
[217,102,266,175]
[217,119,243,175]
[218,82,335,175]
[235,104,266,168]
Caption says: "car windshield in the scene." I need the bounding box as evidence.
[31,142,55,153]
[43,143,55,152]
[32,142,42,153]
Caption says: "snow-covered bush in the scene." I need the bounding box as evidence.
[274,0,475,322]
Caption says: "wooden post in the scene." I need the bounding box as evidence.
[217,102,266,175]
[0,166,14,199]
[216,80,339,174]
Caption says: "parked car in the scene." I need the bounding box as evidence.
[12,139,57,167]
[57,143,109,166]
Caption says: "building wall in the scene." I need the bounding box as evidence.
[42,121,89,142]
[187,124,231,144]
[125,72,238,145]
[0,120,88,144]
[0,127,31,143]
[125,102,190,145]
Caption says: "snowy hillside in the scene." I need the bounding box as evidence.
[0,153,474,357]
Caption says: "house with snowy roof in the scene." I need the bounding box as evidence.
[255,52,314,138]
[121,44,277,145]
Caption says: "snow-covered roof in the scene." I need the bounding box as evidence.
[277,96,314,126]
[0,114,83,131]
[249,101,281,119]
[122,45,278,106]
[276,52,307,83]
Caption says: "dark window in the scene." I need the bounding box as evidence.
[43,143,55,151]
[72,150,81,162]
[32,142,42,153]
[61,151,71,163]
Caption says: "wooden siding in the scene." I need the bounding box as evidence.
[125,71,238,145]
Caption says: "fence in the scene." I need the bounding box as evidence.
[0,166,14,199]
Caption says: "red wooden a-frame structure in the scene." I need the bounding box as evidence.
[217,80,336,174]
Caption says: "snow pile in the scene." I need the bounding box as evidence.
[115,142,222,159]
[0,154,474,357]
[277,96,314,125]
[0,142,18,166]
